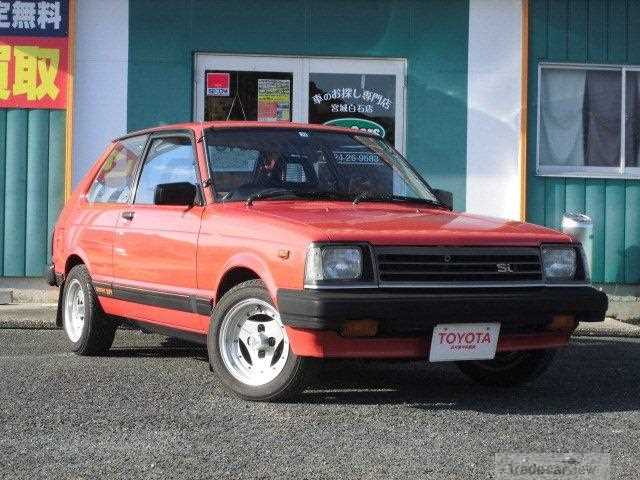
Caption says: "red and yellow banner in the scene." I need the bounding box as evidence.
[0,35,68,109]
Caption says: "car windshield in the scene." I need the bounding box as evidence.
[204,128,439,204]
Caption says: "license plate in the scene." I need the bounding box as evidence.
[429,323,501,362]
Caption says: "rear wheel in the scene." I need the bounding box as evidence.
[456,349,556,387]
[62,265,117,355]
[208,280,313,401]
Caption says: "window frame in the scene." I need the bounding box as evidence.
[536,62,640,179]
[86,134,149,205]
[129,130,205,206]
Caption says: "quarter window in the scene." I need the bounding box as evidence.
[87,135,148,203]
[537,64,640,177]
[134,137,199,205]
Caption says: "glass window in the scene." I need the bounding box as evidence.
[584,70,622,166]
[626,71,640,167]
[308,73,396,146]
[205,128,436,203]
[87,135,148,203]
[204,71,292,122]
[536,65,640,177]
[134,137,198,205]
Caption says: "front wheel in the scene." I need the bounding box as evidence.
[456,349,557,387]
[208,280,314,401]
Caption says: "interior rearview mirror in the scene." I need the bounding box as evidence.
[154,182,197,206]
[434,189,454,210]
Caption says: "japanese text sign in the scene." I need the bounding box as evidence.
[0,35,67,109]
[0,1,67,37]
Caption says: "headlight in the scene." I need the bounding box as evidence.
[542,246,577,280]
[305,245,363,282]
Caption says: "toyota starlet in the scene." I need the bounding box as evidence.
[48,122,608,401]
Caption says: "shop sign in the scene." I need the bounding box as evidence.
[309,73,396,145]
[0,1,68,37]
[324,117,386,138]
[0,35,67,109]
[257,78,290,122]
[310,87,393,113]
[206,72,230,96]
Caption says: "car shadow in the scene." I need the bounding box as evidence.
[106,333,640,415]
[297,337,640,415]
[107,337,208,360]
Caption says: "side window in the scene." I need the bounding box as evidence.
[87,135,148,203]
[134,136,199,205]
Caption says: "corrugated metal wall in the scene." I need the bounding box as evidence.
[528,0,640,283]
[0,109,65,277]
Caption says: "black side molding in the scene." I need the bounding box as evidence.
[92,281,212,316]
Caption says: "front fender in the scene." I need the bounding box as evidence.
[216,252,279,303]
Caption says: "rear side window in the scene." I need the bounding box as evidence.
[134,136,199,204]
[87,135,148,203]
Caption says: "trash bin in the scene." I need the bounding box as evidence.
[561,213,593,276]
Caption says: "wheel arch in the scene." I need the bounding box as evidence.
[214,253,278,305]
[56,253,88,328]
[215,267,261,304]
[64,253,86,275]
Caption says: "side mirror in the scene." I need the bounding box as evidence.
[154,182,197,206]
[434,189,454,210]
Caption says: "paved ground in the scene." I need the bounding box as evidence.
[1,329,639,480]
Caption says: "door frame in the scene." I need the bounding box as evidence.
[192,53,407,154]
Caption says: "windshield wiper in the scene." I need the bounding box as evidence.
[245,189,351,206]
[352,192,443,207]
[245,188,298,206]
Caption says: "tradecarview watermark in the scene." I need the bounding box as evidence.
[495,453,610,480]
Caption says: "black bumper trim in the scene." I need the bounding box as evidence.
[277,286,608,331]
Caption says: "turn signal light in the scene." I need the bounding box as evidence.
[547,314,577,332]
[340,320,379,337]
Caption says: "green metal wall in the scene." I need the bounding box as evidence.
[127,0,470,210]
[528,0,640,283]
[0,109,65,277]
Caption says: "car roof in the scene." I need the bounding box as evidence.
[115,121,375,141]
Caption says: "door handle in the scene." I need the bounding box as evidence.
[121,211,135,221]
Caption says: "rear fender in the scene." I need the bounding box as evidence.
[55,282,64,328]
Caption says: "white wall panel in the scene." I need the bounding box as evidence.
[466,0,522,220]
[73,0,129,185]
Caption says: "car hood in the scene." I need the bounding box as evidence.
[245,201,572,246]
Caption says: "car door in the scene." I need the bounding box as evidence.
[112,131,204,330]
[78,135,148,283]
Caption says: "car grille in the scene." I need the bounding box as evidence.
[375,247,543,285]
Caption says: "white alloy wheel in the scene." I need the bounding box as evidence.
[64,278,86,342]
[218,298,289,387]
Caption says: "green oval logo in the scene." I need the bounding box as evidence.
[323,118,386,138]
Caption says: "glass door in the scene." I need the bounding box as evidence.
[204,71,293,122]
[193,55,406,153]
[194,54,304,123]
[306,58,406,153]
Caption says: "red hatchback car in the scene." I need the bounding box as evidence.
[49,122,607,401]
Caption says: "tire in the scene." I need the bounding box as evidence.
[456,349,557,387]
[62,264,118,355]
[208,280,314,401]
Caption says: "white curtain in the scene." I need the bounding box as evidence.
[539,69,586,166]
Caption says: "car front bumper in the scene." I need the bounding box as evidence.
[277,286,608,359]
